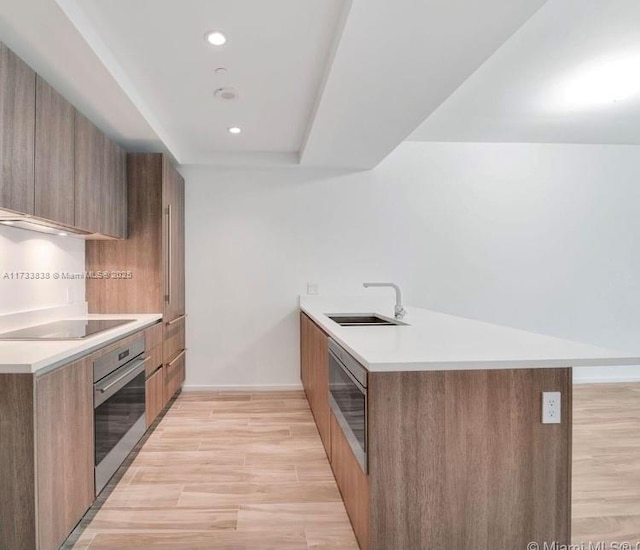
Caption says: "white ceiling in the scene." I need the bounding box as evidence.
[56,0,348,165]
[0,0,164,153]
[410,0,640,145]
[2,0,549,168]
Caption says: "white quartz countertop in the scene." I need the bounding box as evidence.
[300,296,640,372]
[0,313,162,375]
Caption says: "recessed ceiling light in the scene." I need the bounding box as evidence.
[2,221,14,225]
[228,127,242,135]
[205,30,227,46]
[58,232,68,237]
[215,67,228,74]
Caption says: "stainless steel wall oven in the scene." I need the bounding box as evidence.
[93,337,146,493]
[328,338,368,473]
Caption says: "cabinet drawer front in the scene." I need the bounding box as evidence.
[164,350,186,403]
[145,367,164,427]
[146,345,163,378]
[164,317,185,364]
[145,323,163,352]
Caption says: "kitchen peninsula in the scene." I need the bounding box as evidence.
[299,296,640,550]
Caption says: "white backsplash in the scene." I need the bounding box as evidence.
[0,224,86,315]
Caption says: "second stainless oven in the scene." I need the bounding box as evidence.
[94,337,147,494]
[328,338,368,473]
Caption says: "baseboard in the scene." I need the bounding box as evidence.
[573,375,640,384]
[182,384,304,392]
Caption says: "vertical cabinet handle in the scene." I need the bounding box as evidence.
[166,204,172,304]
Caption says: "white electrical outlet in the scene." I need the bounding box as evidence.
[306,283,319,295]
[542,392,562,424]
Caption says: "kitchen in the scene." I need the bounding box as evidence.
[1,0,640,549]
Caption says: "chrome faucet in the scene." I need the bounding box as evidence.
[362,282,407,319]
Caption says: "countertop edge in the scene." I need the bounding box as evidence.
[299,303,640,372]
[0,315,162,376]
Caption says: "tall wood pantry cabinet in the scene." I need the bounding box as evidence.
[86,153,186,421]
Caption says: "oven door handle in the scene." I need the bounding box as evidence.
[94,357,148,407]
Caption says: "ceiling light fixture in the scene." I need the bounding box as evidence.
[205,30,227,47]
[228,127,242,135]
[2,221,14,225]
[58,232,68,237]
[552,52,640,111]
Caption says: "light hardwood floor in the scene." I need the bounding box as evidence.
[68,384,640,549]
[71,391,358,550]
[572,383,640,545]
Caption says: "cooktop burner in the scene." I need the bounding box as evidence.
[0,319,135,340]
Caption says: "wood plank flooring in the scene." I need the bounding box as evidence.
[71,391,358,550]
[67,384,640,549]
[572,383,640,545]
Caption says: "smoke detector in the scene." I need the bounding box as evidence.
[214,87,238,101]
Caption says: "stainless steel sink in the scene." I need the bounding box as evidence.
[327,314,407,327]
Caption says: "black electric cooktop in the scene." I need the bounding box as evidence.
[0,319,135,340]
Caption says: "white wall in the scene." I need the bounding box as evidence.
[0,225,85,315]
[183,142,640,388]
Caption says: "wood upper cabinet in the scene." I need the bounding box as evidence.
[35,358,94,550]
[75,112,127,238]
[163,157,185,322]
[34,76,75,226]
[0,42,36,214]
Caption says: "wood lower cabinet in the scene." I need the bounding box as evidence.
[0,359,94,550]
[145,367,164,427]
[34,76,75,226]
[0,42,36,215]
[330,412,370,549]
[35,358,94,550]
[300,312,331,458]
[301,312,573,550]
[164,350,186,404]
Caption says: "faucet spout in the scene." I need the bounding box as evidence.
[362,282,407,319]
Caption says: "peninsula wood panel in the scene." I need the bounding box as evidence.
[331,411,370,550]
[35,357,94,550]
[0,374,36,550]
[86,154,164,313]
[0,42,36,215]
[34,76,75,226]
[300,313,331,459]
[367,368,572,550]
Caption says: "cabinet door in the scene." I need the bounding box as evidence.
[331,412,370,550]
[75,112,105,234]
[102,137,127,239]
[300,313,311,398]
[308,316,331,458]
[145,367,164,427]
[34,76,75,226]
[163,159,185,321]
[164,350,186,404]
[35,358,94,550]
[0,42,35,214]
